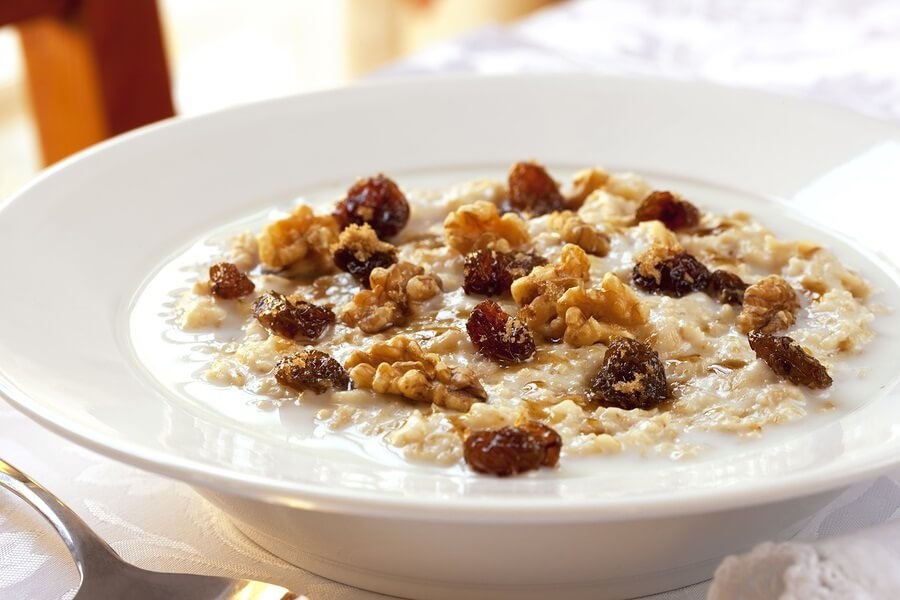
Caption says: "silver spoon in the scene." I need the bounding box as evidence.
[0,458,300,599]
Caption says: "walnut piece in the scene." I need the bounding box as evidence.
[258,204,339,273]
[737,275,800,334]
[340,261,442,333]
[346,336,486,411]
[567,167,610,208]
[511,244,591,340]
[548,211,610,256]
[443,200,529,254]
[557,273,648,347]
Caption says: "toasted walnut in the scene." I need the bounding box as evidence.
[466,300,536,362]
[557,273,648,347]
[332,174,410,239]
[511,244,591,340]
[274,350,350,394]
[507,161,566,216]
[587,337,669,410]
[346,336,486,411]
[548,211,610,256]
[748,330,832,389]
[463,249,546,296]
[331,224,398,287]
[252,291,335,340]
[634,190,701,231]
[632,244,710,298]
[444,200,530,254]
[737,275,800,334]
[464,423,561,476]
[340,262,442,333]
[567,167,610,208]
[257,204,339,273]
[208,262,255,299]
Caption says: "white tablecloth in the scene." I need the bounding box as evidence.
[3,1,900,598]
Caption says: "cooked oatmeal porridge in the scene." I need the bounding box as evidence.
[173,162,875,475]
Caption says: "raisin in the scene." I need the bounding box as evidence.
[706,269,748,305]
[466,300,536,362]
[748,330,832,389]
[632,252,710,298]
[464,427,545,476]
[333,175,410,239]
[519,422,562,467]
[274,350,350,394]
[634,191,701,230]
[588,337,669,410]
[507,161,565,216]
[208,262,255,299]
[332,224,398,288]
[252,291,335,340]
[463,249,546,296]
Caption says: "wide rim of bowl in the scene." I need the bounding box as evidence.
[2,73,900,523]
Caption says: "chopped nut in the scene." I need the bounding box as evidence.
[511,244,591,340]
[567,167,610,208]
[346,336,486,411]
[557,273,647,347]
[274,350,350,393]
[340,261,442,333]
[737,275,800,334]
[444,200,530,254]
[331,223,398,287]
[548,211,610,256]
[208,262,255,299]
[257,204,339,273]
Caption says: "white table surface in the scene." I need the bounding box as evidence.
[3,1,900,598]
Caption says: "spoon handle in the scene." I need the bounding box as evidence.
[0,458,118,577]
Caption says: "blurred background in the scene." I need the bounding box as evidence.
[0,0,558,199]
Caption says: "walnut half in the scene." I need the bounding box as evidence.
[737,275,800,334]
[443,200,530,254]
[257,204,339,273]
[340,261,442,333]
[346,336,487,411]
[548,211,610,257]
[557,273,648,347]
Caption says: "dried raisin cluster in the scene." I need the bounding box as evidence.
[706,269,748,305]
[208,262,255,299]
[632,251,711,298]
[748,330,832,389]
[274,350,350,394]
[252,291,335,340]
[333,175,410,239]
[466,300,536,363]
[507,161,565,216]
[588,337,669,410]
[331,224,398,287]
[463,249,546,296]
[634,191,701,231]
[464,423,561,476]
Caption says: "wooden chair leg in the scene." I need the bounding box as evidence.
[17,0,174,165]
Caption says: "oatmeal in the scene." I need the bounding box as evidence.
[173,162,876,472]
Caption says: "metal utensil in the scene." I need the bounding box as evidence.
[0,458,299,599]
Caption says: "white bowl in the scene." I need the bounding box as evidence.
[1,75,899,599]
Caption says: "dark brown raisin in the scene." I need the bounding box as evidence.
[632,252,711,297]
[706,269,748,305]
[748,330,833,389]
[466,300,536,362]
[208,262,255,299]
[332,224,398,288]
[274,350,350,394]
[519,422,562,467]
[252,291,335,340]
[634,191,701,230]
[507,161,565,216]
[588,337,669,410]
[333,175,410,239]
[463,249,546,296]
[464,427,545,476]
